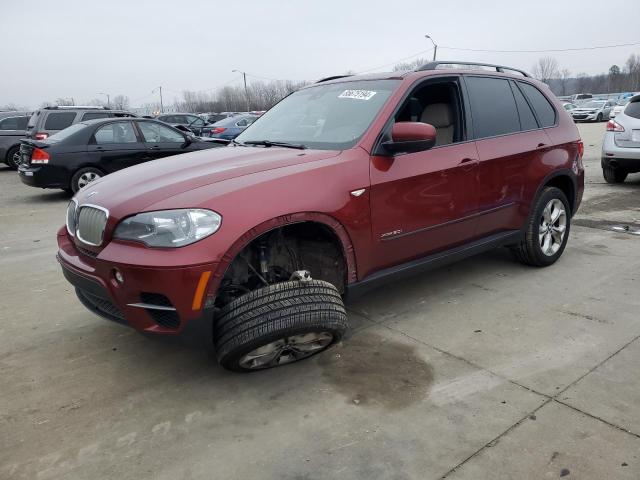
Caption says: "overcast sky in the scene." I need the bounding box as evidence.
[1,0,639,108]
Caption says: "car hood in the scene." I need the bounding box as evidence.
[73,146,341,218]
[573,107,601,112]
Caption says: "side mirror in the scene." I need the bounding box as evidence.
[382,122,437,154]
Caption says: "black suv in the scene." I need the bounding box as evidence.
[25,106,136,141]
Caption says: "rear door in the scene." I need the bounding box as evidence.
[137,121,189,159]
[86,121,148,173]
[465,75,551,237]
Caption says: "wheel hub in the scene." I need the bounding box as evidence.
[239,331,333,370]
[539,198,567,257]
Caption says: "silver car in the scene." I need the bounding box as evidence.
[571,99,616,122]
[609,98,630,119]
[601,94,640,183]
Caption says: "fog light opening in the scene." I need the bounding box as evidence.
[113,269,124,284]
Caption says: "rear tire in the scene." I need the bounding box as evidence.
[602,166,627,184]
[596,113,603,122]
[512,187,571,267]
[5,146,20,170]
[71,167,103,193]
[214,280,348,372]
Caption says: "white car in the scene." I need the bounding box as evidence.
[571,99,617,122]
[609,99,630,119]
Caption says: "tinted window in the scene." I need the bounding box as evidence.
[625,101,640,119]
[510,83,538,131]
[466,77,520,138]
[519,83,556,127]
[186,115,203,125]
[44,112,77,130]
[93,122,138,144]
[82,112,110,121]
[0,116,28,130]
[138,122,185,143]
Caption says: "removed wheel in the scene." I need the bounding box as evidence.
[71,167,103,193]
[512,186,570,267]
[215,279,348,372]
[602,166,627,184]
[5,146,20,170]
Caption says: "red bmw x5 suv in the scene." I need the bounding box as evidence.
[58,61,584,372]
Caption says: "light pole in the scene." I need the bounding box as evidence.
[425,35,437,61]
[98,92,110,108]
[232,69,250,111]
[152,86,164,113]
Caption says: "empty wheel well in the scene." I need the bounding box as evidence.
[545,175,575,214]
[215,222,347,308]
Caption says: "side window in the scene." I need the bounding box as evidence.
[510,82,539,131]
[44,112,77,130]
[236,118,249,127]
[393,80,464,147]
[0,117,20,130]
[466,77,520,139]
[93,122,138,144]
[82,112,110,121]
[138,122,185,143]
[518,82,556,127]
[187,116,203,125]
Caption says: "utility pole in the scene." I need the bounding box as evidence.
[153,86,164,113]
[425,35,437,61]
[232,70,250,111]
[98,92,110,108]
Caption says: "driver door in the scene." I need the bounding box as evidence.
[369,77,479,271]
[136,121,189,160]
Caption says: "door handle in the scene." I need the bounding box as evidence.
[537,143,547,149]
[149,145,160,150]
[459,158,474,164]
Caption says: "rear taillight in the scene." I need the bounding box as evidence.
[34,132,49,140]
[31,148,50,164]
[212,127,226,134]
[606,120,625,132]
[577,140,584,158]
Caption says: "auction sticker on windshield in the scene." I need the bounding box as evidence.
[338,90,377,100]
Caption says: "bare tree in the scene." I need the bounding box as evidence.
[625,54,640,91]
[393,57,430,72]
[558,69,571,96]
[111,95,130,110]
[531,57,560,85]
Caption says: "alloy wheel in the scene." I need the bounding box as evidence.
[238,332,334,370]
[539,198,567,256]
[77,171,101,190]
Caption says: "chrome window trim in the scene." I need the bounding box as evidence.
[75,203,110,246]
[66,198,78,237]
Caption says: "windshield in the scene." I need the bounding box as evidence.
[45,123,86,142]
[581,101,605,108]
[236,79,400,150]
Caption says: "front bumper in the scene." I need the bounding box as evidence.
[572,113,599,121]
[57,228,218,334]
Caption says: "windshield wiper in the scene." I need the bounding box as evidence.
[242,140,307,150]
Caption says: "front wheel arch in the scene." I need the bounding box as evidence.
[211,214,357,304]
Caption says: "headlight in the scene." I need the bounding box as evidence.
[114,209,221,247]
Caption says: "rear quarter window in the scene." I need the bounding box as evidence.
[625,101,640,119]
[465,76,520,139]
[519,83,556,127]
[44,112,77,130]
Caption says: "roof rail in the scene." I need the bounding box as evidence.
[43,105,110,110]
[316,75,352,83]
[416,61,530,78]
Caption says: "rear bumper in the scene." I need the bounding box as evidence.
[601,133,640,172]
[57,228,217,334]
[18,164,70,189]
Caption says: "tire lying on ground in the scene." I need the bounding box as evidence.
[214,279,348,372]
